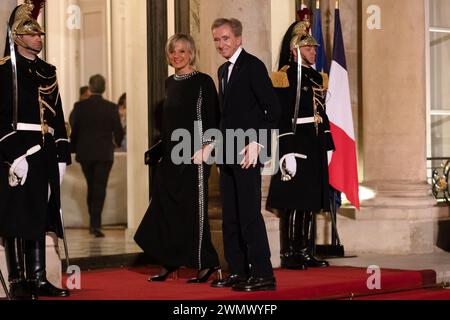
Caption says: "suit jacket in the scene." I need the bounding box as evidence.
[69,95,124,162]
[218,49,280,164]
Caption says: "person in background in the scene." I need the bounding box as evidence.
[79,86,91,101]
[117,93,127,152]
[69,74,124,238]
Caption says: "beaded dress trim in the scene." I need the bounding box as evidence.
[173,70,199,81]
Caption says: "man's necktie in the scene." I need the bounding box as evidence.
[222,61,232,93]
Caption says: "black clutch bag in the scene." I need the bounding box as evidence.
[145,140,162,166]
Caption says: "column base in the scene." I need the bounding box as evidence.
[316,181,450,255]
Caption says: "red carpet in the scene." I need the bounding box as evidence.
[41,266,448,300]
[356,288,450,300]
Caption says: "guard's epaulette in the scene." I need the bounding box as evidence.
[270,65,290,88]
[0,56,11,66]
[320,71,329,90]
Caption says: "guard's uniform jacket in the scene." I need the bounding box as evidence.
[267,63,335,212]
[0,53,70,240]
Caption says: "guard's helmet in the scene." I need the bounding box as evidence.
[290,32,320,49]
[290,17,319,49]
[4,0,45,56]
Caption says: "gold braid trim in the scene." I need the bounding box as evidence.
[36,70,57,80]
[39,97,56,116]
[38,80,58,94]
[308,76,327,136]
[38,81,58,120]
[0,56,11,65]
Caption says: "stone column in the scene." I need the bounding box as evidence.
[125,0,149,231]
[46,0,81,116]
[194,0,273,81]
[335,0,442,254]
[0,0,17,54]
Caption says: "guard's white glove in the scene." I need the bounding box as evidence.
[8,145,41,187]
[284,154,297,177]
[9,157,29,187]
[58,163,67,185]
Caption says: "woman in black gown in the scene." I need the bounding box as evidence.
[134,34,221,283]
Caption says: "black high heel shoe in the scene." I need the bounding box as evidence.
[148,266,179,282]
[187,267,222,284]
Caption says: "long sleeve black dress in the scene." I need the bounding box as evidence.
[134,71,220,269]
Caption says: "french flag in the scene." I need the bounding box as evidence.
[327,8,360,209]
[312,5,328,74]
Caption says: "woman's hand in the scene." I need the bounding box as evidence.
[191,144,215,165]
[192,149,204,165]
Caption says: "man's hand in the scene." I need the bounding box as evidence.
[239,142,261,170]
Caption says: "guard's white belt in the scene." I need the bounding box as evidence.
[295,117,315,125]
[16,123,54,136]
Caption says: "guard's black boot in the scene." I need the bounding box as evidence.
[280,210,307,270]
[296,212,329,268]
[4,237,35,300]
[25,238,70,297]
[297,248,329,268]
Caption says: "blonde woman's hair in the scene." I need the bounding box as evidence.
[165,33,197,66]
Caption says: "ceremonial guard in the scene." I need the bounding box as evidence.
[0,1,70,299]
[267,18,335,270]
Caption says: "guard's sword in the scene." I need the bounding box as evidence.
[0,269,10,300]
[7,24,18,131]
[60,208,70,269]
[292,46,302,134]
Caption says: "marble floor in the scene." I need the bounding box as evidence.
[62,227,142,259]
[62,227,450,284]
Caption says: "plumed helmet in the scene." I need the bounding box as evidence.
[4,0,45,56]
[290,15,319,49]
[290,32,319,49]
[11,0,46,38]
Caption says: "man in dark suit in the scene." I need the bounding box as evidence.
[69,74,124,238]
[210,18,281,292]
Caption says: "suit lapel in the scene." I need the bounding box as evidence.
[225,50,246,95]
[223,50,247,106]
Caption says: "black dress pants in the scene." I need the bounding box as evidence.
[80,161,113,229]
[220,165,273,278]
